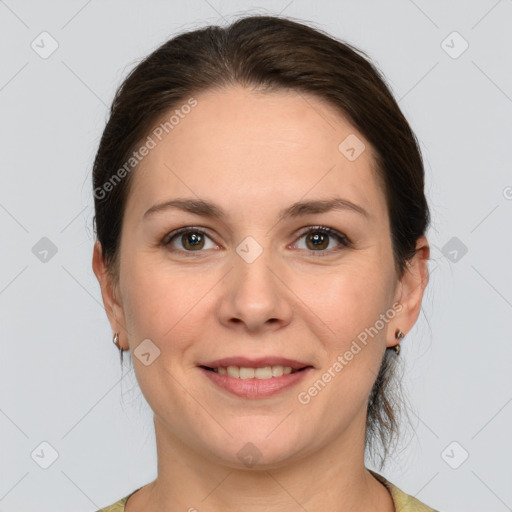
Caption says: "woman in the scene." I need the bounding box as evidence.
[92,14,436,512]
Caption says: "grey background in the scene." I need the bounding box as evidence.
[1,1,511,511]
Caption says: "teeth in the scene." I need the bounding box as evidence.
[215,365,295,379]
[255,366,272,379]
[239,367,254,379]
[226,366,239,378]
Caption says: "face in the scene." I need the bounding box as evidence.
[94,85,427,469]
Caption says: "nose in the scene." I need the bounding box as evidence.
[216,246,293,333]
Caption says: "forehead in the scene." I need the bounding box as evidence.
[127,85,386,221]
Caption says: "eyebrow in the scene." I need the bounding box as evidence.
[143,197,370,221]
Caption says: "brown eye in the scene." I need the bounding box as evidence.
[180,231,205,250]
[163,228,216,252]
[294,226,350,255]
[305,231,330,250]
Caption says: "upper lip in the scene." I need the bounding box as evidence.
[199,356,313,370]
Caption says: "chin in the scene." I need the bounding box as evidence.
[204,432,311,471]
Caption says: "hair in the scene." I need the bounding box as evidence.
[92,14,430,471]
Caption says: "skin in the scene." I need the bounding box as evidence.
[93,85,429,512]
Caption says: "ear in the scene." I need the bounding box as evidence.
[92,241,128,349]
[387,235,430,348]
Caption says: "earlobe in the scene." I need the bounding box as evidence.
[388,236,430,348]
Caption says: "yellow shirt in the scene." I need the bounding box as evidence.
[96,470,438,511]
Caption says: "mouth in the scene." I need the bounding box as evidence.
[197,359,314,399]
[197,356,314,379]
[199,365,313,378]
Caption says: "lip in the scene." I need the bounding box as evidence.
[199,356,312,371]
[199,366,314,399]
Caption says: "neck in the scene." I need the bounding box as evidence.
[126,414,394,512]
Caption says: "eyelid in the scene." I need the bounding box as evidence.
[161,226,218,247]
[294,225,349,241]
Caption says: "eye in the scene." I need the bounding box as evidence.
[161,225,351,256]
[292,226,351,256]
[162,227,217,253]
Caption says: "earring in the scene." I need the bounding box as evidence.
[112,332,124,364]
[393,328,405,355]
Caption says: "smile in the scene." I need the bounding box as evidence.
[199,365,313,399]
[203,364,305,379]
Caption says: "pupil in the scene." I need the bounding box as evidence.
[308,232,327,250]
[184,232,203,249]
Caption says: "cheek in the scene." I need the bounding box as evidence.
[119,255,215,346]
[297,259,394,348]
[119,254,174,337]
[293,266,394,428]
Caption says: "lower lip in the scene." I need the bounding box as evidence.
[199,367,313,399]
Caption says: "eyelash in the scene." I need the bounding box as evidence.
[161,226,351,257]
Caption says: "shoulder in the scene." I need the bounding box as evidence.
[369,469,440,512]
[95,491,134,512]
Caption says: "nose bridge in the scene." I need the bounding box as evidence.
[234,235,278,304]
[219,234,292,330]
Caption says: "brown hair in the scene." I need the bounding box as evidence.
[92,14,430,470]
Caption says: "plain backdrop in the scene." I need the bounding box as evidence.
[0,1,511,511]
